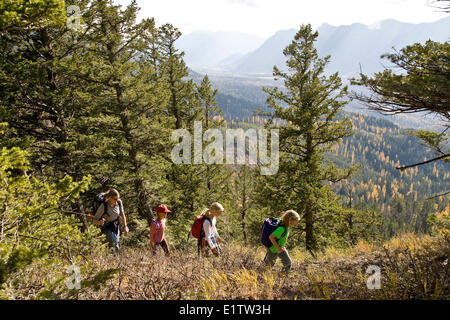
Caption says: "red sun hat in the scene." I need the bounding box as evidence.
[156,204,171,213]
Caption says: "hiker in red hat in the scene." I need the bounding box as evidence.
[150,204,171,256]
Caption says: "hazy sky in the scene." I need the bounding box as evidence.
[115,0,448,38]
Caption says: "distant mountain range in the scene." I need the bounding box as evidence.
[182,17,450,130]
[179,17,450,77]
[177,31,265,72]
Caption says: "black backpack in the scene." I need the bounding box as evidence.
[88,192,116,223]
[261,217,286,248]
[89,193,122,235]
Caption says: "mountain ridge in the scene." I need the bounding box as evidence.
[230,16,450,75]
[176,30,265,72]
[179,17,450,76]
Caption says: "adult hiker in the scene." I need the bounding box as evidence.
[93,188,129,252]
[150,204,171,256]
[262,209,300,274]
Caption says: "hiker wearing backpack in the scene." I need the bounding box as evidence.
[190,202,225,257]
[261,210,300,273]
[150,204,171,256]
[93,188,129,252]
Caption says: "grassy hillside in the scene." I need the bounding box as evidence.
[9,233,449,300]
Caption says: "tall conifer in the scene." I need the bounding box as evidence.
[258,24,355,251]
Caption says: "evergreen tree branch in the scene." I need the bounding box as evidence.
[396,153,450,170]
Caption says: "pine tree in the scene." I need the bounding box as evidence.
[232,164,259,245]
[74,0,172,226]
[158,23,197,129]
[195,75,232,205]
[0,0,101,231]
[257,24,356,252]
[352,40,449,169]
[0,122,113,298]
[0,0,66,31]
[149,23,200,224]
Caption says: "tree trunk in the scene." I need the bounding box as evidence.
[241,178,248,245]
[304,133,315,253]
[305,208,314,252]
[114,81,155,227]
[135,178,155,226]
[72,197,89,233]
[241,211,247,245]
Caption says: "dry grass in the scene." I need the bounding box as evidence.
[6,234,449,300]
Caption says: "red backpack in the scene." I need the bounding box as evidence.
[188,215,212,255]
[190,215,211,239]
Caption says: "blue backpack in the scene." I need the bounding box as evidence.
[261,217,286,248]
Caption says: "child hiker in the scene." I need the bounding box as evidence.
[200,202,225,257]
[93,188,129,253]
[264,210,300,273]
[150,204,171,256]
